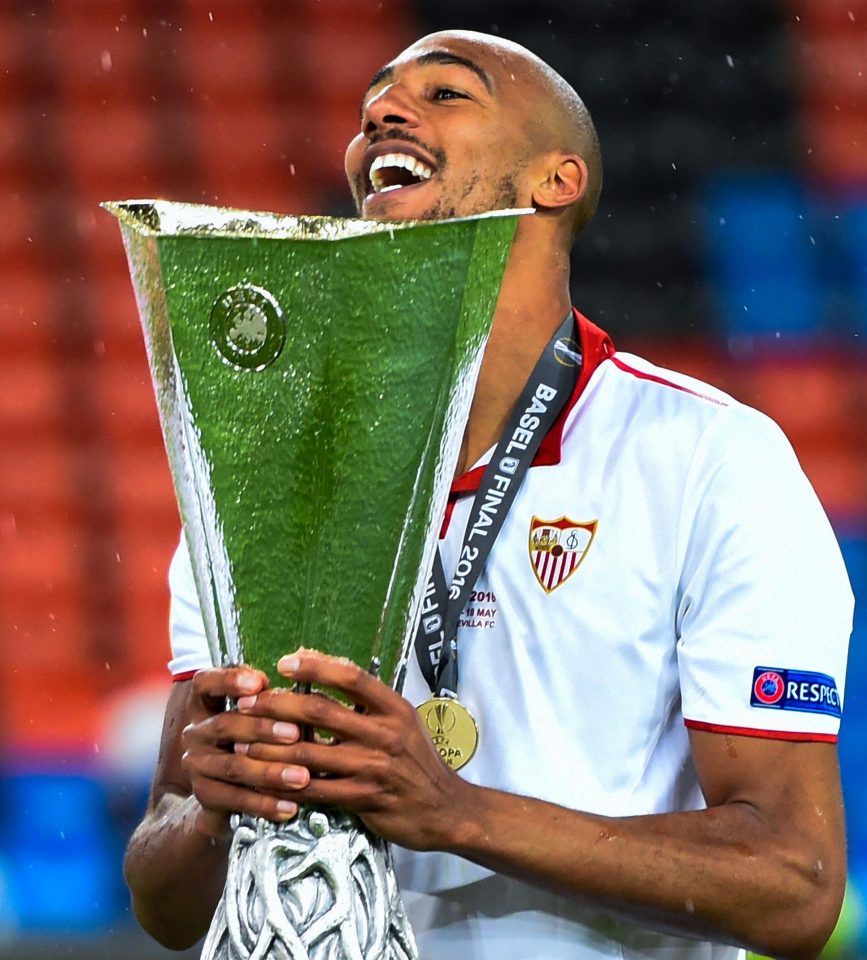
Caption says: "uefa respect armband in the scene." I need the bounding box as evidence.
[751,666,842,718]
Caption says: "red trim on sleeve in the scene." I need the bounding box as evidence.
[685,719,838,744]
[172,669,199,682]
[449,309,614,498]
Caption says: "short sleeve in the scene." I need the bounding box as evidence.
[167,535,214,677]
[676,405,853,742]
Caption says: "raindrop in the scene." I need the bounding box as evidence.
[849,11,855,22]
[685,898,695,913]
[100,50,112,72]
[725,55,734,68]
[209,11,214,22]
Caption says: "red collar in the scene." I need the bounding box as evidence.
[450,308,614,497]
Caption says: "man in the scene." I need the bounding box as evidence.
[125,30,853,960]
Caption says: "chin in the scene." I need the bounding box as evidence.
[363,200,420,221]
[360,180,449,221]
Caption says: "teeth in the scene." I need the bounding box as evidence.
[369,152,434,193]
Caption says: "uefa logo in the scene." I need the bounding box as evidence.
[553,336,582,368]
[210,284,286,371]
[753,670,785,705]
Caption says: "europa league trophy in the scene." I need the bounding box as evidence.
[105,200,525,960]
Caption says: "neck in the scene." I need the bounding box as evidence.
[455,224,572,476]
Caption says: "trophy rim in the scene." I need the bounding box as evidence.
[99,198,534,240]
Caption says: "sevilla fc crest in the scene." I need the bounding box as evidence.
[529,516,597,593]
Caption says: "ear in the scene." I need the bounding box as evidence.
[532,154,588,211]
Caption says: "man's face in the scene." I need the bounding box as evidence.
[345,36,537,222]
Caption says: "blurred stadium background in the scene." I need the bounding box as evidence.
[1,0,865,956]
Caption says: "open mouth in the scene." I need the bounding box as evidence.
[368,152,434,195]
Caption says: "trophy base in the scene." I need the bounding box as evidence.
[201,808,418,960]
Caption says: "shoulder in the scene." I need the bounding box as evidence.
[604,351,733,409]
[594,349,796,454]
[583,348,784,463]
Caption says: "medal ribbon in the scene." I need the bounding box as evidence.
[413,312,583,698]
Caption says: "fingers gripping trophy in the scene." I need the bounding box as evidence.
[105,198,526,959]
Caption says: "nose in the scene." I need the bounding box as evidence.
[362,83,420,136]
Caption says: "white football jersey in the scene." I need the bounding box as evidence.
[167,311,853,960]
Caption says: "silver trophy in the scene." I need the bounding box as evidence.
[104,200,527,959]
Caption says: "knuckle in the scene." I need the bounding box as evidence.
[305,695,330,726]
[342,662,365,694]
[380,727,406,757]
[292,745,315,767]
[219,755,244,783]
[257,717,278,739]
[369,754,392,782]
[211,712,236,739]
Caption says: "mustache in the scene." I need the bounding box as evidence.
[368,128,447,169]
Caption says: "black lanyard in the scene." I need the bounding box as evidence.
[413,312,583,697]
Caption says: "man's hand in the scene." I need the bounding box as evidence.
[180,666,307,833]
[232,648,473,850]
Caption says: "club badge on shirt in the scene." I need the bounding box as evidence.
[529,517,597,593]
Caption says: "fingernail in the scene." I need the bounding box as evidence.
[282,766,308,786]
[237,674,259,693]
[275,800,297,820]
[278,654,301,674]
[237,695,256,711]
[273,722,298,742]
[234,742,249,755]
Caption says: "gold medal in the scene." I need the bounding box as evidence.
[417,696,479,771]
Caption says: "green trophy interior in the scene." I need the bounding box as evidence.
[105,202,525,689]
